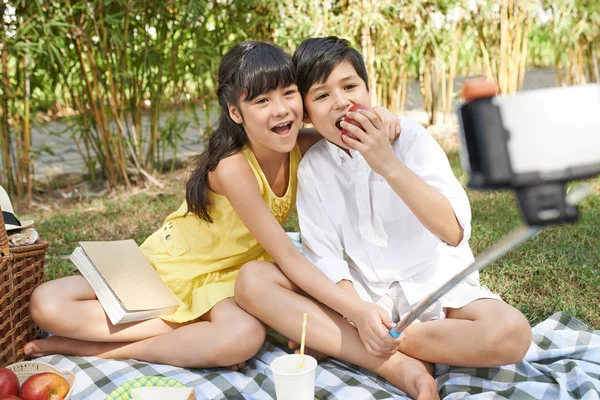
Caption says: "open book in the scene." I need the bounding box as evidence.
[70,240,179,325]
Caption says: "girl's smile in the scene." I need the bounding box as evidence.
[271,120,294,137]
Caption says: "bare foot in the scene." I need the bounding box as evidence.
[288,339,328,362]
[381,353,438,400]
[24,341,45,358]
[226,362,246,372]
[24,336,105,358]
[415,374,439,400]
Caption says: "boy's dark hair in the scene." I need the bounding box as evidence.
[293,36,369,96]
[186,41,296,222]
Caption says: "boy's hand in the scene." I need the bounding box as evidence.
[371,106,401,144]
[341,109,397,176]
[350,301,404,358]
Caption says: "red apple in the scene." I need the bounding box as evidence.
[0,367,20,397]
[20,372,69,400]
[341,104,382,141]
[0,395,22,400]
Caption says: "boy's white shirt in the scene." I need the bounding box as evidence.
[297,116,479,306]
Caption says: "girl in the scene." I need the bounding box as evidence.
[25,41,307,370]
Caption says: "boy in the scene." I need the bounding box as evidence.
[289,35,531,366]
[235,37,531,399]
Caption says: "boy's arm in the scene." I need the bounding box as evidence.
[338,279,361,300]
[341,111,465,247]
[383,159,464,246]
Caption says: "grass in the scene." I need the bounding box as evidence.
[19,149,600,329]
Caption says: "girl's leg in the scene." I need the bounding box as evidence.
[25,298,266,369]
[29,276,177,342]
[398,299,532,367]
[235,261,438,400]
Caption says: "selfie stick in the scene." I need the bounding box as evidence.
[389,185,592,338]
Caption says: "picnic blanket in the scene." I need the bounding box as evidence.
[35,312,600,399]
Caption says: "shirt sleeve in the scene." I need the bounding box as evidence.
[402,120,472,246]
[296,161,353,283]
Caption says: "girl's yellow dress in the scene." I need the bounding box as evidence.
[140,144,301,323]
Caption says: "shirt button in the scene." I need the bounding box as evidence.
[165,235,172,240]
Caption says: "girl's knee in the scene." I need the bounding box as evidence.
[236,315,266,354]
[30,282,61,329]
[235,261,275,303]
[205,317,265,367]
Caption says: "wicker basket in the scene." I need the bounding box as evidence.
[7,361,76,399]
[0,206,48,366]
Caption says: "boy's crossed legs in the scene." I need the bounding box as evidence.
[235,261,439,400]
[351,274,532,367]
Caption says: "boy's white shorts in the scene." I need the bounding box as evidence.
[349,271,502,324]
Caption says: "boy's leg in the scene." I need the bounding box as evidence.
[25,298,266,369]
[235,261,439,400]
[398,299,532,367]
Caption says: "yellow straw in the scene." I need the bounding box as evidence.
[298,313,308,371]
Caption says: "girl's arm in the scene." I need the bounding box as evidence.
[297,128,322,156]
[210,153,398,356]
[211,153,359,314]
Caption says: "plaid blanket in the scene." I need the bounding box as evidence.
[36,312,599,399]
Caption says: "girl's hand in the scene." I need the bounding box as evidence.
[371,106,401,144]
[341,110,397,176]
[349,301,404,358]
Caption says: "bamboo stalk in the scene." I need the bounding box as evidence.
[445,17,463,121]
[400,68,407,113]
[96,3,131,189]
[1,40,14,192]
[70,22,116,184]
[23,53,31,203]
[517,17,530,90]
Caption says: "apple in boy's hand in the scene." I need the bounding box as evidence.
[341,104,382,140]
[20,372,69,400]
[0,367,20,397]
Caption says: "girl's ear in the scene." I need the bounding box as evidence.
[228,104,243,124]
[303,112,312,124]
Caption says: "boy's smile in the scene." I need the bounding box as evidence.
[304,61,371,149]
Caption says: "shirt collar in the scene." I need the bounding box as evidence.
[325,140,361,167]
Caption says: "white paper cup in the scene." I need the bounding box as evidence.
[270,354,317,400]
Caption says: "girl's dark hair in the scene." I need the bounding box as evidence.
[293,36,369,97]
[186,41,296,222]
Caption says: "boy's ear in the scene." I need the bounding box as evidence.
[228,104,243,124]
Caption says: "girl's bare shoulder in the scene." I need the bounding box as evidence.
[209,152,254,195]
